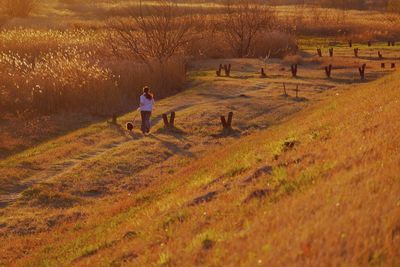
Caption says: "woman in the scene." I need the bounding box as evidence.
[139,86,155,135]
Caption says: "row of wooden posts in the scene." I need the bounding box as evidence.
[217,62,396,80]
[347,40,396,48]
[317,47,395,59]
[161,84,304,130]
[161,111,234,130]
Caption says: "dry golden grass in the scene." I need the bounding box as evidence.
[1,42,400,265]
[1,2,400,266]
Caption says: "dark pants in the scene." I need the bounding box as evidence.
[140,111,152,133]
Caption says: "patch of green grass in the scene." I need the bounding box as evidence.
[188,229,225,252]
[157,252,172,267]
[269,135,299,159]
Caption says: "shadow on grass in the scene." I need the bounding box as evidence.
[211,128,242,138]
[155,126,187,137]
[148,133,194,158]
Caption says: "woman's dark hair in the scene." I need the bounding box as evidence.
[143,86,153,100]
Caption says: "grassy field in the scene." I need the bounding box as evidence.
[1,40,400,265]
[1,1,400,266]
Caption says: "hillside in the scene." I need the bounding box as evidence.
[1,56,400,266]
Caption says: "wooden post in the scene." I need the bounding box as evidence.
[216,64,223,76]
[348,40,352,48]
[358,64,366,80]
[169,112,175,127]
[329,48,333,57]
[388,41,391,46]
[391,63,396,69]
[378,51,383,59]
[317,48,322,57]
[381,63,386,69]
[325,64,332,78]
[220,116,227,129]
[162,114,169,127]
[227,112,233,128]
[224,64,231,77]
[283,83,288,96]
[291,64,298,77]
[368,41,372,47]
[221,112,233,130]
[260,68,267,78]
[354,48,359,57]
[162,112,176,128]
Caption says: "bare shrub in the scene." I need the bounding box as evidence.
[107,0,199,64]
[1,0,38,18]
[252,31,298,58]
[220,0,276,57]
[283,54,303,65]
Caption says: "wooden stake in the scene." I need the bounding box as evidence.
[291,64,298,77]
[325,64,332,78]
[169,111,175,127]
[221,112,234,129]
[283,83,288,96]
[358,64,366,80]
[354,48,359,57]
[260,68,267,78]
[317,48,322,57]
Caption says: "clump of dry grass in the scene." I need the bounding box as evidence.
[0,49,118,115]
[0,29,187,116]
[0,0,38,18]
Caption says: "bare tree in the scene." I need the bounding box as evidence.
[107,0,198,64]
[221,0,276,57]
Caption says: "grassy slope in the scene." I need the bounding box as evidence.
[1,60,400,266]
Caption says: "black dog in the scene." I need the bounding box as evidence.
[126,122,133,131]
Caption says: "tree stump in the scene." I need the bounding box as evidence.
[325,64,332,78]
[354,48,359,57]
[348,40,352,48]
[391,63,396,69]
[221,112,233,130]
[378,51,383,59]
[368,41,372,47]
[358,64,366,80]
[317,48,322,57]
[291,64,298,77]
[329,48,334,57]
[381,63,386,69]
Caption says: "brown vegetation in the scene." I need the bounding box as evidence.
[0,0,37,18]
